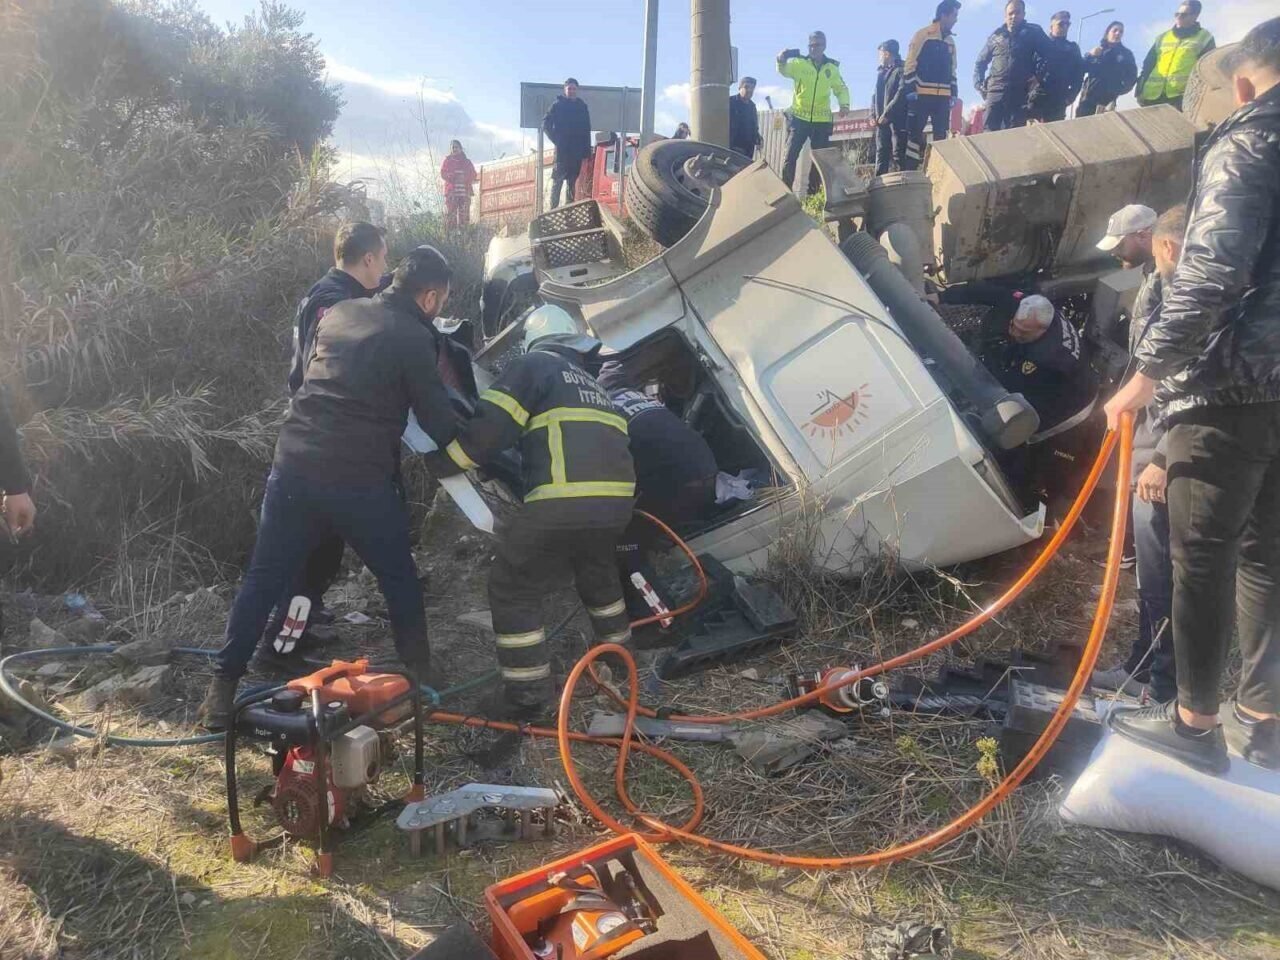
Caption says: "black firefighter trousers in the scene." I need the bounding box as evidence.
[1166,402,1280,716]
[489,505,633,709]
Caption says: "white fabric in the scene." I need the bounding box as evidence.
[1060,707,1280,891]
[715,470,755,505]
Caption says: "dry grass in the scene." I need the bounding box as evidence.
[3,492,1279,959]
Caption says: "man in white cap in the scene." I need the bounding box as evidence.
[1096,203,1160,352]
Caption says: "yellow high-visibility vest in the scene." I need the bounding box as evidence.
[1139,28,1213,103]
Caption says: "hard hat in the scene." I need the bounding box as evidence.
[522,304,601,355]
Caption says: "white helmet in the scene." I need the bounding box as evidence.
[522,304,600,354]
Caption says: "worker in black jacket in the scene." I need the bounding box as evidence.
[728,77,762,159]
[903,0,961,171]
[0,389,35,541]
[974,0,1048,130]
[430,305,635,721]
[198,247,458,730]
[1105,19,1280,774]
[269,222,388,661]
[542,78,592,208]
[1029,11,1084,123]
[1077,20,1138,116]
[872,41,909,175]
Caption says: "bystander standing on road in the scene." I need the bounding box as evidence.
[1105,18,1280,774]
[872,41,909,175]
[440,140,478,230]
[543,79,592,209]
[729,77,763,160]
[1137,1,1215,110]
[1030,10,1084,122]
[975,0,1048,130]
[777,31,850,195]
[1077,20,1137,116]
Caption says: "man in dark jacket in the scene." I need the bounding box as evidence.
[974,0,1048,130]
[1094,204,1184,704]
[872,41,909,175]
[904,0,961,171]
[198,248,458,729]
[1077,20,1138,116]
[269,222,388,663]
[430,305,635,721]
[728,77,762,160]
[1105,18,1280,774]
[0,390,35,541]
[543,78,592,209]
[1030,11,1084,122]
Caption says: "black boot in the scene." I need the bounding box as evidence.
[197,677,239,731]
[1108,700,1230,775]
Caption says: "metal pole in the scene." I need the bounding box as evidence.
[535,128,545,214]
[1076,8,1115,45]
[690,0,730,146]
[640,0,659,145]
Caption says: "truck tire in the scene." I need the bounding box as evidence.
[627,139,751,247]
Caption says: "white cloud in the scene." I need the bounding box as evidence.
[1213,0,1273,43]
[661,83,692,107]
[324,58,457,104]
[474,121,526,148]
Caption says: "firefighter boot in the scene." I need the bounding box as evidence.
[197,676,239,731]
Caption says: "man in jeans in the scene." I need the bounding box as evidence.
[198,248,458,729]
[1093,205,1185,704]
[1104,18,1280,774]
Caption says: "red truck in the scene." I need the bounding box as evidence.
[476,137,636,227]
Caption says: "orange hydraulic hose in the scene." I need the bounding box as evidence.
[628,509,710,628]
[550,416,1133,865]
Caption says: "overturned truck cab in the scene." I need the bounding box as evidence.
[511,164,1045,576]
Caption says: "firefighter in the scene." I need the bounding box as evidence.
[429,305,636,721]
[1136,1,1215,110]
[903,0,960,171]
[439,140,478,230]
[777,31,851,196]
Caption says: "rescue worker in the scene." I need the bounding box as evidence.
[729,77,763,160]
[1136,1,1215,110]
[903,0,961,172]
[429,306,635,722]
[974,0,1048,131]
[872,41,909,176]
[439,140,478,230]
[268,222,388,664]
[1077,20,1138,116]
[1093,204,1185,705]
[1029,11,1084,123]
[777,31,851,196]
[0,388,35,541]
[198,247,457,730]
[543,78,592,209]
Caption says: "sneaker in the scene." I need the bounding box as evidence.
[1222,702,1280,770]
[197,677,240,731]
[1091,666,1145,698]
[1108,700,1230,776]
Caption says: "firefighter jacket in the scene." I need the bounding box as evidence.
[904,22,957,100]
[289,268,373,395]
[999,311,1097,433]
[975,21,1048,104]
[437,343,636,526]
[1135,85,1280,417]
[1138,25,1214,105]
[777,54,850,124]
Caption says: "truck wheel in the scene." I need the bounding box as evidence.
[1182,44,1238,132]
[627,139,751,246]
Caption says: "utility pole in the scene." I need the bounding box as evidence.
[689,0,730,146]
[640,0,660,145]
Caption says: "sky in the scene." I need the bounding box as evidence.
[198,0,1272,202]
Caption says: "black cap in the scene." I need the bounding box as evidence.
[564,77,579,86]
[878,39,900,55]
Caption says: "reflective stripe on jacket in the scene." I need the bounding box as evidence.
[1138,27,1213,103]
[778,55,850,123]
[904,22,957,99]
[441,345,636,514]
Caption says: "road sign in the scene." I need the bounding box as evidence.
[520,83,642,133]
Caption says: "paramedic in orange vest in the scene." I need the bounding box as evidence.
[1136,1,1215,110]
[440,140,478,229]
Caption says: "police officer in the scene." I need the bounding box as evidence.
[777,31,851,196]
[198,247,456,730]
[1136,1,1215,110]
[266,222,389,666]
[430,306,636,721]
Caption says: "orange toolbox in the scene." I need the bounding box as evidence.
[485,833,766,960]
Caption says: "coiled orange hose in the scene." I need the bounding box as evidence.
[431,417,1132,868]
